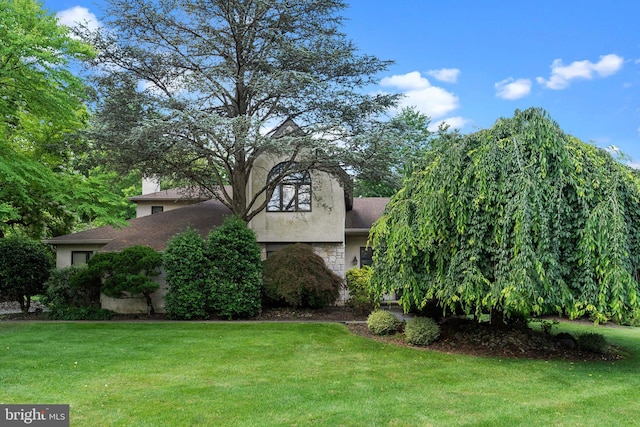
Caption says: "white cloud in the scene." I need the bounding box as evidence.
[427,68,460,83]
[495,78,532,100]
[380,71,460,119]
[57,6,101,31]
[380,71,429,91]
[537,54,624,90]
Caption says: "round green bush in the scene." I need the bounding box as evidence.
[367,310,401,335]
[404,317,440,346]
[577,332,608,353]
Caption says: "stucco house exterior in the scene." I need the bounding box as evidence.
[44,151,389,313]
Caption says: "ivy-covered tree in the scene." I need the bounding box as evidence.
[0,237,53,313]
[206,216,262,319]
[370,108,640,324]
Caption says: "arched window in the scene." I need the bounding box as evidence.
[267,162,311,212]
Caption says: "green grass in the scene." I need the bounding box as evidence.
[1,321,639,426]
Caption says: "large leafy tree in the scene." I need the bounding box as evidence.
[0,0,90,237]
[0,145,139,238]
[79,0,399,221]
[0,0,92,146]
[0,0,138,238]
[370,108,640,324]
[354,106,433,197]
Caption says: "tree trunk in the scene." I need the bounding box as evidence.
[19,295,31,314]
[145,293,155,316]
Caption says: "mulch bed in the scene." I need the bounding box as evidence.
[345,317,625,362]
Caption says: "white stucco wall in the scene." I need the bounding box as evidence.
[52,244,108,269]
[345,235,370,271]
[248,155,346,243]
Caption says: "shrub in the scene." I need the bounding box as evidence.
[620,308,640,327]
[69,263,103,307]
[163,228,210,319]
[367,310,401,335]
[263,243,343,309]
[0,237,53,313]
[205,216,262,319]
[42,264,101,309]
[345,266,375,315]
[405,317,440,346]
[577,332,608,353]
[95,246,162,315]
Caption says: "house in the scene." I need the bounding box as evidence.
[44,133,389,313]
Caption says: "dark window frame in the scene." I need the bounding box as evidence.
[71,251,93,266]
[151,205,164,214]
[360,247,373,267]
[267,163,312,212]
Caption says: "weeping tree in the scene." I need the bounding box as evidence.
[370,108,640,324]
[77,0,399,222]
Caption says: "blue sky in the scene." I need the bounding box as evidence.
[45,0,640,166]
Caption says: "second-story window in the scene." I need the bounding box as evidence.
[267,162,311,212]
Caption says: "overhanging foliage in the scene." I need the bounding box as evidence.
[370,108,640,323]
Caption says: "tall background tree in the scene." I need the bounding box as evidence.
[0,0,137,238]
[79,0,400,221]
[370,108,640,324]
[354,106,433,197]
[0,236,53,313]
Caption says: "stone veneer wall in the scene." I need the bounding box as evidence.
[310,242,345,279]
[311,242,347,305]
[259,242,347,304]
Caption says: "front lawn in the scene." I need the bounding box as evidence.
[1,321,639,426]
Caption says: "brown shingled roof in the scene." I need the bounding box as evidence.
[45,200,232,252]
[345,197,389,232]
[45,196,388,252]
